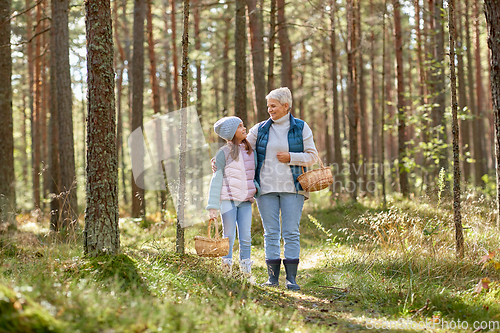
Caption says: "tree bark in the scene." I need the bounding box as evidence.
[114,0,128,207]
[147,0,167,214]
[131,0,146,218]
[394,0,409,197]
[0,0,16,228]
[84,0,119,256]
[456,1,471,183]
[54,0,78,231]
[381,0,387,207]
[433,0,448,174]
[171,0,181,108]
[26,0,35,210]
[41,26,49,207]
[357,1,368,193]
[49,0,61,231]
[330,0,342,190]
[448,0,464,257]
[234,0,247,125]
[370,0,378,183]
[222,16,230,116]
[163,0,175,113]
[33,2,42,209]
[485,0,500,226]
[474,0,487,183]
[347,0,358,201]
[177,0,190,254]
[465,0,482,186]
[246,0,267,122]
[267,0,276,92]
[277,0,292,90]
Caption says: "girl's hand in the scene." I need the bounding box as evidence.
[211,158,217,173]
[209,209,218,220]
[277,152,291,163]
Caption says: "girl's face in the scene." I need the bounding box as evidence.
[233,122,247,142]
[267,98,289,121]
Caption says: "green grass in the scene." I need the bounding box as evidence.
[1,190,500,332]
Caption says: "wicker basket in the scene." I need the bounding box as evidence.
[297,157,333,192]
[194,217,229,257]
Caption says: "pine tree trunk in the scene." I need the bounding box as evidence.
[247,0,267,122]
[41,27,49,207]
[449,0,464,257]
[54,0,78,231]
[0,0,16,228]
[234,0,247,125]
[171,0,181,108]
[147,0,167,214]
[84,0,119,256]
[277,0,292,90]
[26,0,35,209]
[330,0,343,191]
[357,2,368,193]
[433,0,448,174]
[474,0,487,183]
[456,1,471,183]
[193,0,203,209]
[33,2,42,210]
[163,0,175,113]
[131,0,146,218]
[384,25,395,174]
[415,0,426,171]
[347,0,358,201]
[222,16,230,115]
[394,0,409,197]
[22,95,28,188]
[465,0,482,186]
[267,0,276,92]
[370,0,378,184]
[485,0,500,226]
[177,0,190,254]
[114,0,128,207]
[297,42,306,120]
[381,0,388,207]
[120,0,130,207]
[49,0,61,231]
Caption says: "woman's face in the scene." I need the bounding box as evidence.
[233,122,247,142]
[267,98,289,121]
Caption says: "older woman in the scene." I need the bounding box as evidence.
[244,87,318,290]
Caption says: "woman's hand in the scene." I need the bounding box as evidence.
[209,209,218,220]
[277,152,291,163]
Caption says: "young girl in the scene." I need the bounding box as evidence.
[206,116,260,278]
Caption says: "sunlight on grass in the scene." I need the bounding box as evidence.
[2,191,500,332]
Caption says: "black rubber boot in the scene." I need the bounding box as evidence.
[261,259,281,287]
[283,259,300,290]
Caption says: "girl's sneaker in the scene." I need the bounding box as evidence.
[221,258,233,275]
[239,259,255,284]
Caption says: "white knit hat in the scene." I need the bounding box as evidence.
[214,116,242,141]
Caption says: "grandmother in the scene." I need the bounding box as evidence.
[245,87,318,290]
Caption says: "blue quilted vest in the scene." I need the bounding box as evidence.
[255,114,306,191]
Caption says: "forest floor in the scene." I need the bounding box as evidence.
[2,189,500,332]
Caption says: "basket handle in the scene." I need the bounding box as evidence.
[301,152,325,173]
[208,217,221,239]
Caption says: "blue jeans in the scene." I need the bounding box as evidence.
[256,192,305,260]
[220,200,253,260]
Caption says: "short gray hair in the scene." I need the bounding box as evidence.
[266,87,292,110]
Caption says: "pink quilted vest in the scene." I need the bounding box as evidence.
[220,144,257,203]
